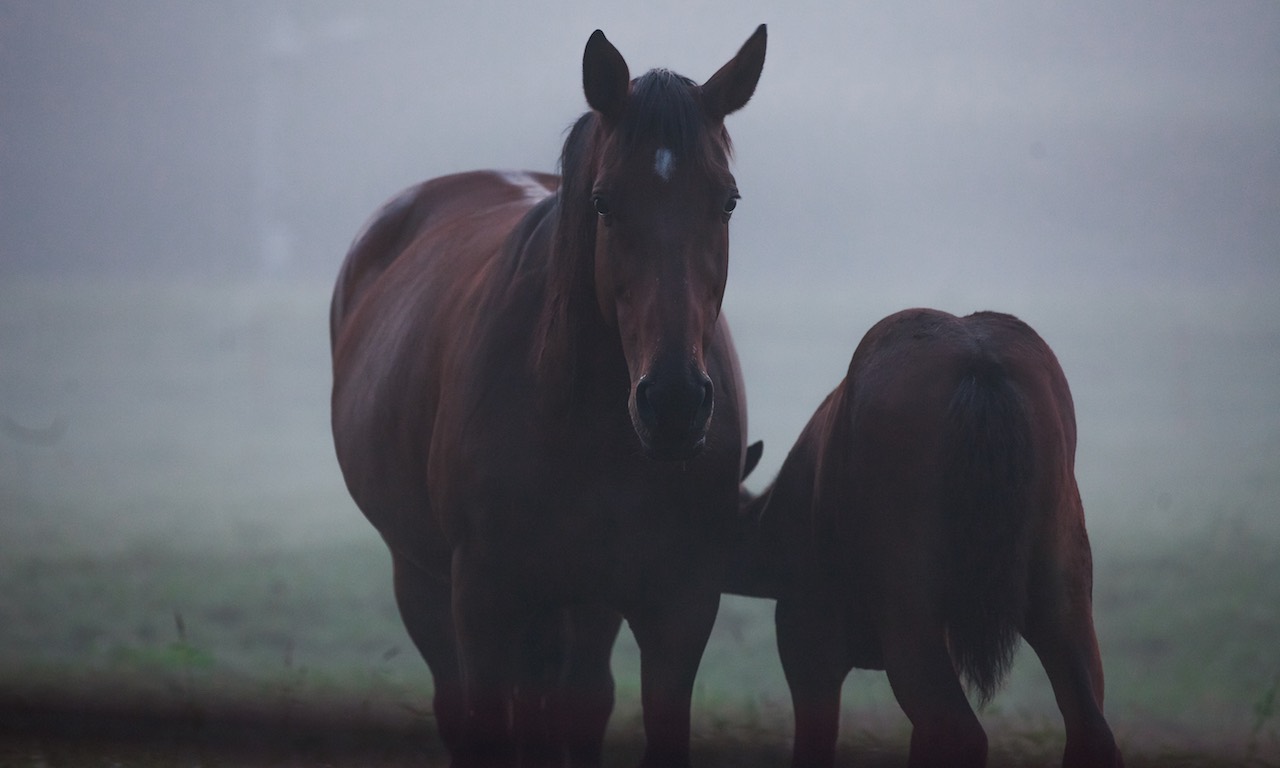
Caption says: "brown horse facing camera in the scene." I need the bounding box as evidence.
[330,26,766,768]
[728,309,1122,768]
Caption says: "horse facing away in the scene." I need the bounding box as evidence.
[728,309,1122,768]
[331,26,766,768]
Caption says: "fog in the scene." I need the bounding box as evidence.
[4,2,1277,286]
[2,0,1279,757]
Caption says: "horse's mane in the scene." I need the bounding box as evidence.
[535,69,735,383]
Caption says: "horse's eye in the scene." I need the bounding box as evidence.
[592,195,612,217]
[723,195,739,215]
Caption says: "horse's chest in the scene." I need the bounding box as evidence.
[465,462,725,601]
[434,389,736,600]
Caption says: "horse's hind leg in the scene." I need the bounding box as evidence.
[880,612,986,768]
[776,594,848,768]
[392,552,464,755]
[1024,512,1123,767]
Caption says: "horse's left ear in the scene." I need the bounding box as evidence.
[583,29,630,124]
[702,24,767,121]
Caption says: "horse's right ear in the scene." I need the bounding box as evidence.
[583,30,630,124]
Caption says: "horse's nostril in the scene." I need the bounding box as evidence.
[698,378,714,414]
[635,377,656,423]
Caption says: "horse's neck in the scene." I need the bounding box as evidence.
[724,483,787,599]
[752,433,825,548]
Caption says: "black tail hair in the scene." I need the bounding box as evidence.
[942,358,1035,704]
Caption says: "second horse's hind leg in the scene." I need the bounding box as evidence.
[1024,518,1123,767]
[392,552,465,755]
[880,611,986,768]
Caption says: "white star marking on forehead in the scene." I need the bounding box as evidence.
[654,148,675,182]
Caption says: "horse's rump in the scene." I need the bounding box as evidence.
[762,307,1117,767]
[842,309,1056,699]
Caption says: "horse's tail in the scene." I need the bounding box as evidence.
[942,357,1035,704]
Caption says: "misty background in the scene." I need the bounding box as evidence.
[2,0,1279,759]
[5,2,1277,287]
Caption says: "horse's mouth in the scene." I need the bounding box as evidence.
[635,428,709,462]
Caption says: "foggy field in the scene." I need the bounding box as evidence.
[2,1,1279,765]
[1,277,1277,766]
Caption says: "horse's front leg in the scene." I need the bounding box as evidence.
[451,546,527,768]
[391,553,465,755]
[514,604,621,768]
[514,608,571,768]
[776,593,848,768]
[626,587,720,768]
[559,605,624,768]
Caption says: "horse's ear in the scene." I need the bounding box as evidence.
[742,440,764,481]
[583,29,630,124]
[702,24,767,121]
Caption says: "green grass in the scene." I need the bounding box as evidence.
[4,534,1277,764]
[2,277,1279,765]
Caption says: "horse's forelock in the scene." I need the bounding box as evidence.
[622,69,732,172]
[556,70,732,212]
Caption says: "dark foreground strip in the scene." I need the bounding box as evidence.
[0,689,444,765]
[0,690,1254,767]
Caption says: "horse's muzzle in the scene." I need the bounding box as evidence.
[632,371,714,461]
